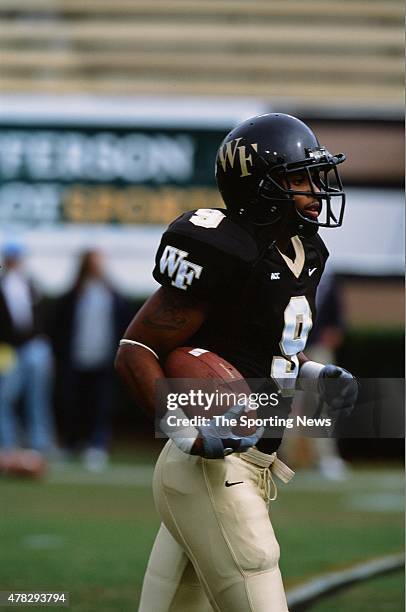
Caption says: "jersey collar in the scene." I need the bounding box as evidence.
[276,236,305,278]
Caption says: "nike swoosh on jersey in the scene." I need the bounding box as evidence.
[225,480,244,487]
[308,268,317,276]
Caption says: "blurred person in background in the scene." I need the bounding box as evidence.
[0,241,54,456]
[51,249,129,471]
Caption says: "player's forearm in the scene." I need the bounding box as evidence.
[115,346,164,420]
[116,287,208,422]
[115,345,206,455]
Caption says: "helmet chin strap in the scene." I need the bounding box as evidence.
[294,212,319,238]
[248,201,299,248]
[278,197,319,239]
[235,186,320,246]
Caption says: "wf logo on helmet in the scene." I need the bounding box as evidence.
[217,138,258,178]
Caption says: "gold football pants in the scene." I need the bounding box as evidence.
[138,441,294,612]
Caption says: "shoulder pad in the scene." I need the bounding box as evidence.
[152,209,258,299]
[166,209,260,262]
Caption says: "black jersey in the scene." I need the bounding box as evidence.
[153,208,329,452]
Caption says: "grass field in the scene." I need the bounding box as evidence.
[0,455,404,611]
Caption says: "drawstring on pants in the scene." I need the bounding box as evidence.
[238,448,295,505]
[258,467,278,504]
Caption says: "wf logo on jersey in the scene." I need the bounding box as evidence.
[159,245,203,290]
[217,138,258,178]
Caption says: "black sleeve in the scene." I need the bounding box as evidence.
[153,230,244,301]
[152,210,257,301]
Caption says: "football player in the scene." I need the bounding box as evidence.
[115,113,358,612]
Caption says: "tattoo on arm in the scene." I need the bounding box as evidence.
[142,291,201,331]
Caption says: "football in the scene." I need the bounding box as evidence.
[163,347,257,435]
